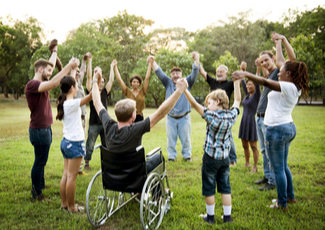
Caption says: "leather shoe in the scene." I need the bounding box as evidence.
[49,39,58,53]
[254,177,268,185]
[258,183,275,191]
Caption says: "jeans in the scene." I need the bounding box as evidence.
[85,124,106,161]
[256,116,275,185]
[29,126,52,198]
[166,113,191,160]
[229,132,237,162]
[266,123,296,207]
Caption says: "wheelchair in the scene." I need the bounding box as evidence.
[86,145,173,229]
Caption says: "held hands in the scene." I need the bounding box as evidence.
[176,78,188,92]
[93,66,102,87]
[271,32,284,44]
[192,51,199,62]
[232,71,246,81]
[83,52,92,61]
[147,55,154,64]
[111,59,117,68]
[240,61,247,71]
[69,58,80,69]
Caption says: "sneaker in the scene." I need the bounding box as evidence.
[222,215,233,223]
[84,165,91,171]
[230,161,237,167]
[272,198,297,204]
[258,183,275,191]
[168,158,175,162]
[199,214,215,224]
[254,177,268,185]
[185,157,192,162]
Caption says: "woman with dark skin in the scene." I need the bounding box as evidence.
[113,58,152,122]
[232,32,309,209]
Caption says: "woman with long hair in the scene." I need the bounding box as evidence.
[232,32,309,209]
[113,58,152,122]
[56,67,93,212]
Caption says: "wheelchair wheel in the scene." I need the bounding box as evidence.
[140,173,166,230]
[86,170,107,227]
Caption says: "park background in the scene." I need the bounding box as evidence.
[1,2,325,230]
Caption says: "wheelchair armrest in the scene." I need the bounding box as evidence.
[94,144,101,150]
[136,145,144,152]
[146,147,162,158]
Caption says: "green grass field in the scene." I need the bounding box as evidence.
[0,99,324,230]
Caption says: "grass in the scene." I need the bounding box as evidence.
[0,98,324,230]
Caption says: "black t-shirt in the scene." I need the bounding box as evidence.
[206,74,234,109]
[99,109,151,153]
[87,88,108,125]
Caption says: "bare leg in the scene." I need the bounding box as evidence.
[60,158,69,208]
[66,157,82,212]
[241,139,251,167]
[205,195,215,205]
[250,141,259,173]
[222,194,231,206]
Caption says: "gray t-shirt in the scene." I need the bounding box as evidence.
[99,109,150,153]
[256,68,279,113]
[74,76,86,116]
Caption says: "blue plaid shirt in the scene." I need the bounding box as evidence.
[202,107,240,160]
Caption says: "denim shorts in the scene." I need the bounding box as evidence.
[202,152,231,196]
[60,137,85,159]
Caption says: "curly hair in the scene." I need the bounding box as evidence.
[284,61,309,96]
[129,75,142,85]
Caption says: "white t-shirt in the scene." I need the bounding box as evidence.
[264,82,301,126]
[62,99,84,141]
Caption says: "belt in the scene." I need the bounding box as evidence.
[257,112,265,118]
[168,111,189,119]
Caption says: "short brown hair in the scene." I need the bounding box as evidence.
[205,89,229,110]
[34,59,54,72]
[114,99,136,122]
[129,75,142,85]
[170,66,182,73]
[259,51,274,59]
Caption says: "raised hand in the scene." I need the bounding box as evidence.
[240,61,247,71]
[83,52,92,61]
[271,32,285,42]
[232,71,246,81]
[255,58,261,67]
[176,78,188,92]
[69,58,79,69]
[192,51,199,61]
[147,55,154,64]
[111,59,117,68]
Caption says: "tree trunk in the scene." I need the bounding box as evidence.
[4,85,8,98]
[323,98,325,105]
[15,88,19,100]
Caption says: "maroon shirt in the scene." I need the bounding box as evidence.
[25,80,53,129]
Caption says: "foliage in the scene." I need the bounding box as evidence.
[290,34,325,102]
[0,16,43,99]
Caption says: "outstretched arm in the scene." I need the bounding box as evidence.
[149,79,188,128]
[80,91,92,107]
[78,52,90,83]
[48,46,57,71]
[184,88,204,116]
[113,60,127,94]
[186,52,200,88]
[143,58,153,94]
[92,69,104,115]
[232,80,241,108]
[199,65,207,80]
[232,71,281,92]
[86,55,93,92]
[105,60,115,93]
[38,58,79,93]
[272,32,296,69]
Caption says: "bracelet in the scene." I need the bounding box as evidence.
[92,80,97,84]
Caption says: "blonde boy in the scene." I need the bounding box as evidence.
[183,78,241,224]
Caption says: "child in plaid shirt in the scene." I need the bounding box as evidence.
[183,78,241,224]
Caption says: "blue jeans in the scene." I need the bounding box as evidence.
[229,132,237,163]
[166,114,191,160]
[256,116,275,185]
[85,124,106,161]
[29,126,52,198]
[266,123,296,208]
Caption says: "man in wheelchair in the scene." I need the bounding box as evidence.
[91,66,188,174]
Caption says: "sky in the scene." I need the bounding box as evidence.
[1,0,324,43]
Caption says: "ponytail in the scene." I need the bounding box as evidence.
[56,76,76,120]
[284,61,309,96]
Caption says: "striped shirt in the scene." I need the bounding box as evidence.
[202,107,239,160]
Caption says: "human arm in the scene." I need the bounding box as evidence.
[78,53,90,83]
[143,57,153,94]
[199,65,207,80]
[92,69,104,115]
[38,58,79,92]
[80,91,92,107]
[232,80,241,108]
[113,60,127,94]
[150,57,170,87]
[48,46,57,71]
[272,32,296,69]
[232,71,281,92]
[105,60,115,93]
[149,79,188,128]
[86,55,92,92]
[186,52,200,88]
[184,88,204,116]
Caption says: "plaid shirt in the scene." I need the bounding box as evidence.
[202,107,240,160]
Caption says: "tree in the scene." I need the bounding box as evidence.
[0,16,43,99]
[290,34,325,104]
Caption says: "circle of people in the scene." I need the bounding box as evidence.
[25,32,309,223]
